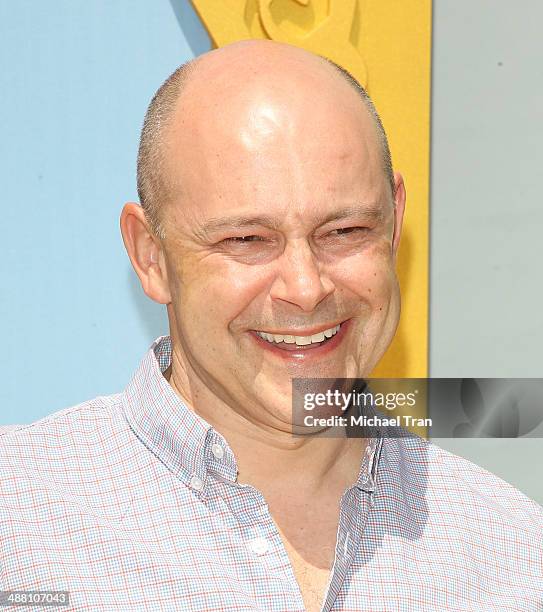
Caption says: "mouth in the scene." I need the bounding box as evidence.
[249,319,351,360]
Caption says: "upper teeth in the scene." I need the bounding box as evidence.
[255,324,341,346]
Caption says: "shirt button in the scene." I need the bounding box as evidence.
[190,475,204,491]
[249,537,270,556]
[211,443,224,460]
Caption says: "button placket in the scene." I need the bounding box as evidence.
[227,486,306,611]
[322,487,367,612]
[342,532,350,557]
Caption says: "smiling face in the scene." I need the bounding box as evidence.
[156,43,405,431]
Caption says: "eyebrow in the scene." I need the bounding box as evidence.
[200,203,387,234]
[201,215,282,233]
[318,203,387,225]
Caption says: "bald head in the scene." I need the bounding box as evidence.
[137,40,394,239]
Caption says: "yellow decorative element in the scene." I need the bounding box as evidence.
[256,0,367,87]
[190,0,367,86]
[189,1,431,390]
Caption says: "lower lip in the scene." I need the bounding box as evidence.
[249,319,351,360]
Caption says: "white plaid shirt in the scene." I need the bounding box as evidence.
[1,336,542,611]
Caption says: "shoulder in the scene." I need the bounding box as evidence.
[0,394,123,456]
[0,394,137,521]
[372,434,543,606]
[429,439,543,527]
[387,434,543,533]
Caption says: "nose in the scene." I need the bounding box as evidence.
[269,239,334,312]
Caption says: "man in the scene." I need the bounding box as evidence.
[1,40,541,612]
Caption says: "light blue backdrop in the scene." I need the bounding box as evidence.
[1,0,210,423]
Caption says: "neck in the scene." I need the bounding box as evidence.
[164,355,366,498]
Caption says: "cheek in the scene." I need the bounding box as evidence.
[336,246,396,304]
[173,256,271,330]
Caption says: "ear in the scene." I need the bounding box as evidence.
[391,172,406,258]
[120,203,171,304]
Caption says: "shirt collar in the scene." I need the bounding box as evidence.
[121,336,238,494]
[121,335,383,495]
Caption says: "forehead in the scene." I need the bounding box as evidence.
[162,59,387,230]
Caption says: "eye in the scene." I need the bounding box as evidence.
[221,235,264,244]
[328,227,368,237]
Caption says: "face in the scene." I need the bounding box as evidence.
[159,66,404,432]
